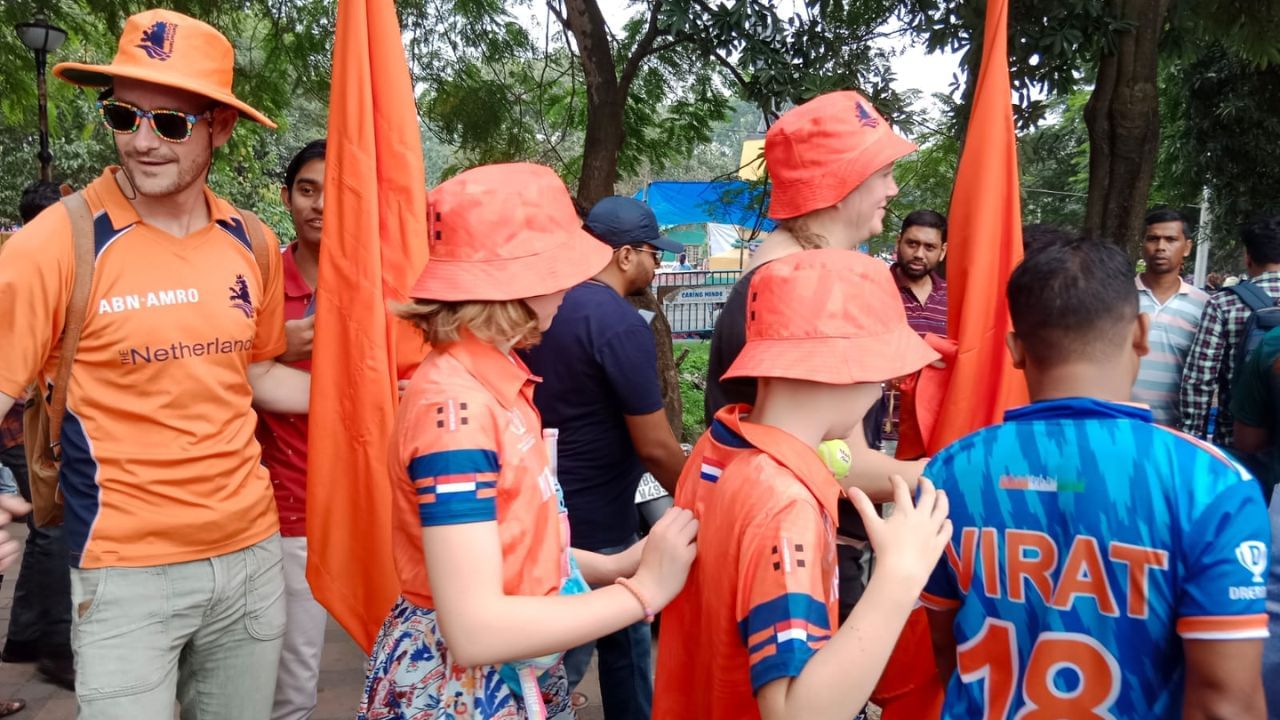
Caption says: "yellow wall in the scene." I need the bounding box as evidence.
[738,138,766,181]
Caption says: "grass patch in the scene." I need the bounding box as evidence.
[675,339,710,443]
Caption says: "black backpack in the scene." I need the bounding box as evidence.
[1231,333,1280,502]
[1229,281,1280,384]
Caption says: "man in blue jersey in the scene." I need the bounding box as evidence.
[922,237,1268,718]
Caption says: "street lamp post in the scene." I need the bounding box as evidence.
[15,16,68,183]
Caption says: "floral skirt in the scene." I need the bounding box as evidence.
[358,597,574,720]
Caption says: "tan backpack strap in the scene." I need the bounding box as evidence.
[238,209,272,284]
[48,192,96,457]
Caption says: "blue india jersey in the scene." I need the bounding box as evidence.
[922,398,1269,719]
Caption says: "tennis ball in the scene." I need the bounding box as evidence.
[817,439,852,480]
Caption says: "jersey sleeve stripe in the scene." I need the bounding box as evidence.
[741,595,830,693]
[408,448,500,480]
[410,450,501,527]
[417,489,497,526]
[920,591,962,611]
[1179,629,1270,640]
[737,592,832,647]
[415,476,498,497]
[739,592,832,689]
[1177,614,1269,639]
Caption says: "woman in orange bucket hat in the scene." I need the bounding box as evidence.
[358,163,700,720]
[707,90,918,461]
[703,91,947,718]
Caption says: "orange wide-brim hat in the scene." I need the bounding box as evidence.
[766,91,916,220]
[409,163,613,302]
[53,9,275,129]
[723,248,939,385]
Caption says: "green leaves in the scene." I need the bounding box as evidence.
[1158,47,1280,271]
[0,0,334,227]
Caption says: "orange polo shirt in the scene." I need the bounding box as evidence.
[653,405,841,720]
[0,167,286,568]
[390,335,568,609]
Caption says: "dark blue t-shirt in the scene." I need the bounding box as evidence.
[521,281,664,551]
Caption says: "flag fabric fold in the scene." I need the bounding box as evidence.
[928,0,1029,454]
[306,0,429,652]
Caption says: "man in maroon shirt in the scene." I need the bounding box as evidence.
[256,139,326,720]
[890,209,949,336]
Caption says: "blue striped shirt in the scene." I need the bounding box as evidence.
[1133,276,1209,426]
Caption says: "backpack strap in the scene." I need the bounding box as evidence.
[48,192,96,459]
[238,208,272,283]
[1230,281,1278,312]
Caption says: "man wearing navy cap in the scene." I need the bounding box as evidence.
[522,196,688,718]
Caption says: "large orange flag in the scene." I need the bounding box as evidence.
[307,0,429,651]
[927,0,1028,454]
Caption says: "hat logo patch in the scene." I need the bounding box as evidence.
[855,102,879,129]
[137,20,177,61]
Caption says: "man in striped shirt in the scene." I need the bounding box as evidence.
[1132,209,1209,426]
[890,209,949,337]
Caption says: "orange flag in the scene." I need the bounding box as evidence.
[306,0,429,651]
[927,0,1029,454]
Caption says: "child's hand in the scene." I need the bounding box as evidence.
[848,475,950,592]
[631,507,699,609]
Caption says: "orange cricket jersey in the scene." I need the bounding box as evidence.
[654,405,841,720]
[0,168,285,568]
[389,335,567,609]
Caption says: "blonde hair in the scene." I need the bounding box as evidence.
[393,298,542,349]
[777,217,829,250]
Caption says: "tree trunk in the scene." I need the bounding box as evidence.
[562,0,681,436]
[578,99,626,206]
[1083,0,1170,252]
[562,0,626,206]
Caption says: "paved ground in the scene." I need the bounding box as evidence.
[0,524,608,719]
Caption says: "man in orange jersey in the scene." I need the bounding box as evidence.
[0,10,310,719]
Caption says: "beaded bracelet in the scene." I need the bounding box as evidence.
[615,577,655,624]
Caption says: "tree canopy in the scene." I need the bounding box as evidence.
[1,0,1280,276]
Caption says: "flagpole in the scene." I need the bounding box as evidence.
[1193,186,1211,288]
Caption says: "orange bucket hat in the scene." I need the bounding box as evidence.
[53,9,275,128]
[723,248,939,384]
[409,163,612,302]
[766,91,916,220]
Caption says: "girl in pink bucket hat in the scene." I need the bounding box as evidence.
[358,163,699,720]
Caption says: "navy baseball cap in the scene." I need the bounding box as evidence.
[584,196,683,254]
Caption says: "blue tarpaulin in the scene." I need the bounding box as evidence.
[634,181,775,231]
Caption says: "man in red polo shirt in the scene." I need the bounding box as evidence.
[256,139,326,720]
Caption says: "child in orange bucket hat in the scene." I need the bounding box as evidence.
[707,90,949,719]
[653,248,949,720]
[358,163,699,720]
